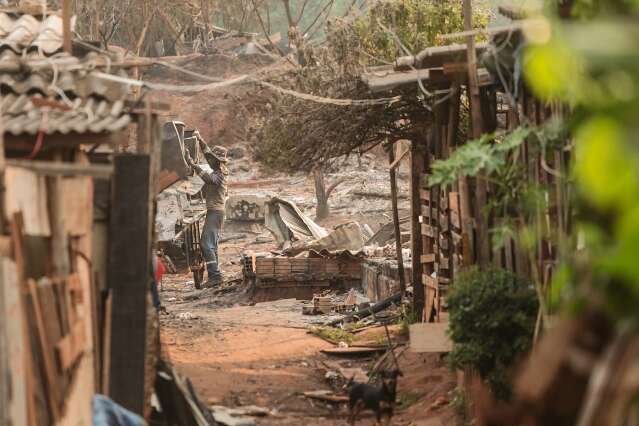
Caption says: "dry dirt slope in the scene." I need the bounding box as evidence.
[144,53,285,149]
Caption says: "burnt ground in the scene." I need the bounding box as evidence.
[151,52,459,425]
[159,272,458,426]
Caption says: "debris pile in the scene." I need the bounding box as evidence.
[244,250,363,302]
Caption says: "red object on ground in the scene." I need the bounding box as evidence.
[156,256,166,283]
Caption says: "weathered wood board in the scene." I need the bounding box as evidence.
[409,322,452,353]
[4,166,51,236]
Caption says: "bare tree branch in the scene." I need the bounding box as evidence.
[250,0,289,58]
[302,0,335,37]
[281,0,295,27]
[302,0,334,37]
[296,0,311,25]
[326,177,347,199]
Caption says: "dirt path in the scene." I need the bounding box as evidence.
[159,275,458,426]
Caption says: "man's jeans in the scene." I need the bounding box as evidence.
[201,210,224,281]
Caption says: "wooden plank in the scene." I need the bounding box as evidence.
[67,274,83,293]
[450,210,461,229]
[5,132,120,152]
[101,293,112,395]
[320,346,387,356]
[440,257,450,270]
[9,214,39,426]
[449,192,460,211]
[443,61,468,75]
[5,160,113,178]
[36,282,66,389]
[463,0,490,267]
[409,322,452,352]
[420,188,430,201]
[107,155,151,415]
[0,258,6,424]
[423,274,439,290]
[421,254,436,264]
[55,320,86,371]
[439,215,449,230]
[424,285,437,323]
[389,148,406,295]
[0,258,29,426]
[421,224,436,238]
[411,142,426,321]
[60,176,93,236]
[47,159,70,276]
[4,167,51,236]
[28,279,62,420]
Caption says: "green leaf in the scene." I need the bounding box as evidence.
[495,126,532,152]
[574,116,639,211]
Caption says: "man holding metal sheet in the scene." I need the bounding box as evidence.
[186,138,229,287]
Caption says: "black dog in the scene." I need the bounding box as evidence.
[347,370,402,425]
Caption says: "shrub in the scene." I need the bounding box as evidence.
[447,268,538,400]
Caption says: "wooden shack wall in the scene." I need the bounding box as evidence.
[0,114,162,423]
[412,88,569,322]
[0,165,97,425]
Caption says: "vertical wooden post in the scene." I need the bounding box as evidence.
[107,155,151,415]
[48,152,70,277]
[93,2,101,43]
[463,0,490,268]
[389,147,406,296]
[0,261,6,426]
[410,139,425,320]
[0,109,12,417]
[62,0,72,54]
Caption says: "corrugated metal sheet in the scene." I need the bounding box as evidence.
[0,68,130,102]
[0,10,133,137]
[1,93,131,135]
[0,12,69,55]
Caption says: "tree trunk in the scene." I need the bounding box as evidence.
[314,168,329,220]
[313,168,346,221]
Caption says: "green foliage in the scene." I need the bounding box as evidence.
[428,120,565,252]
[450,387,468,424]
[254,0,490,172]
[349,0,489,63]
[447,268,538,400]
[311,326,354,344]
[428,123,566,188]
[398,305,419,336]
[524,6,639,319]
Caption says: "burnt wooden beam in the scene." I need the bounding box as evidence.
[410,139,425,320]
[107,154,151,415]
[389,147,406,296]
[6,160,113,178]
[464,0,490,268]
[5,132,123,152]
[395,42,489,70]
